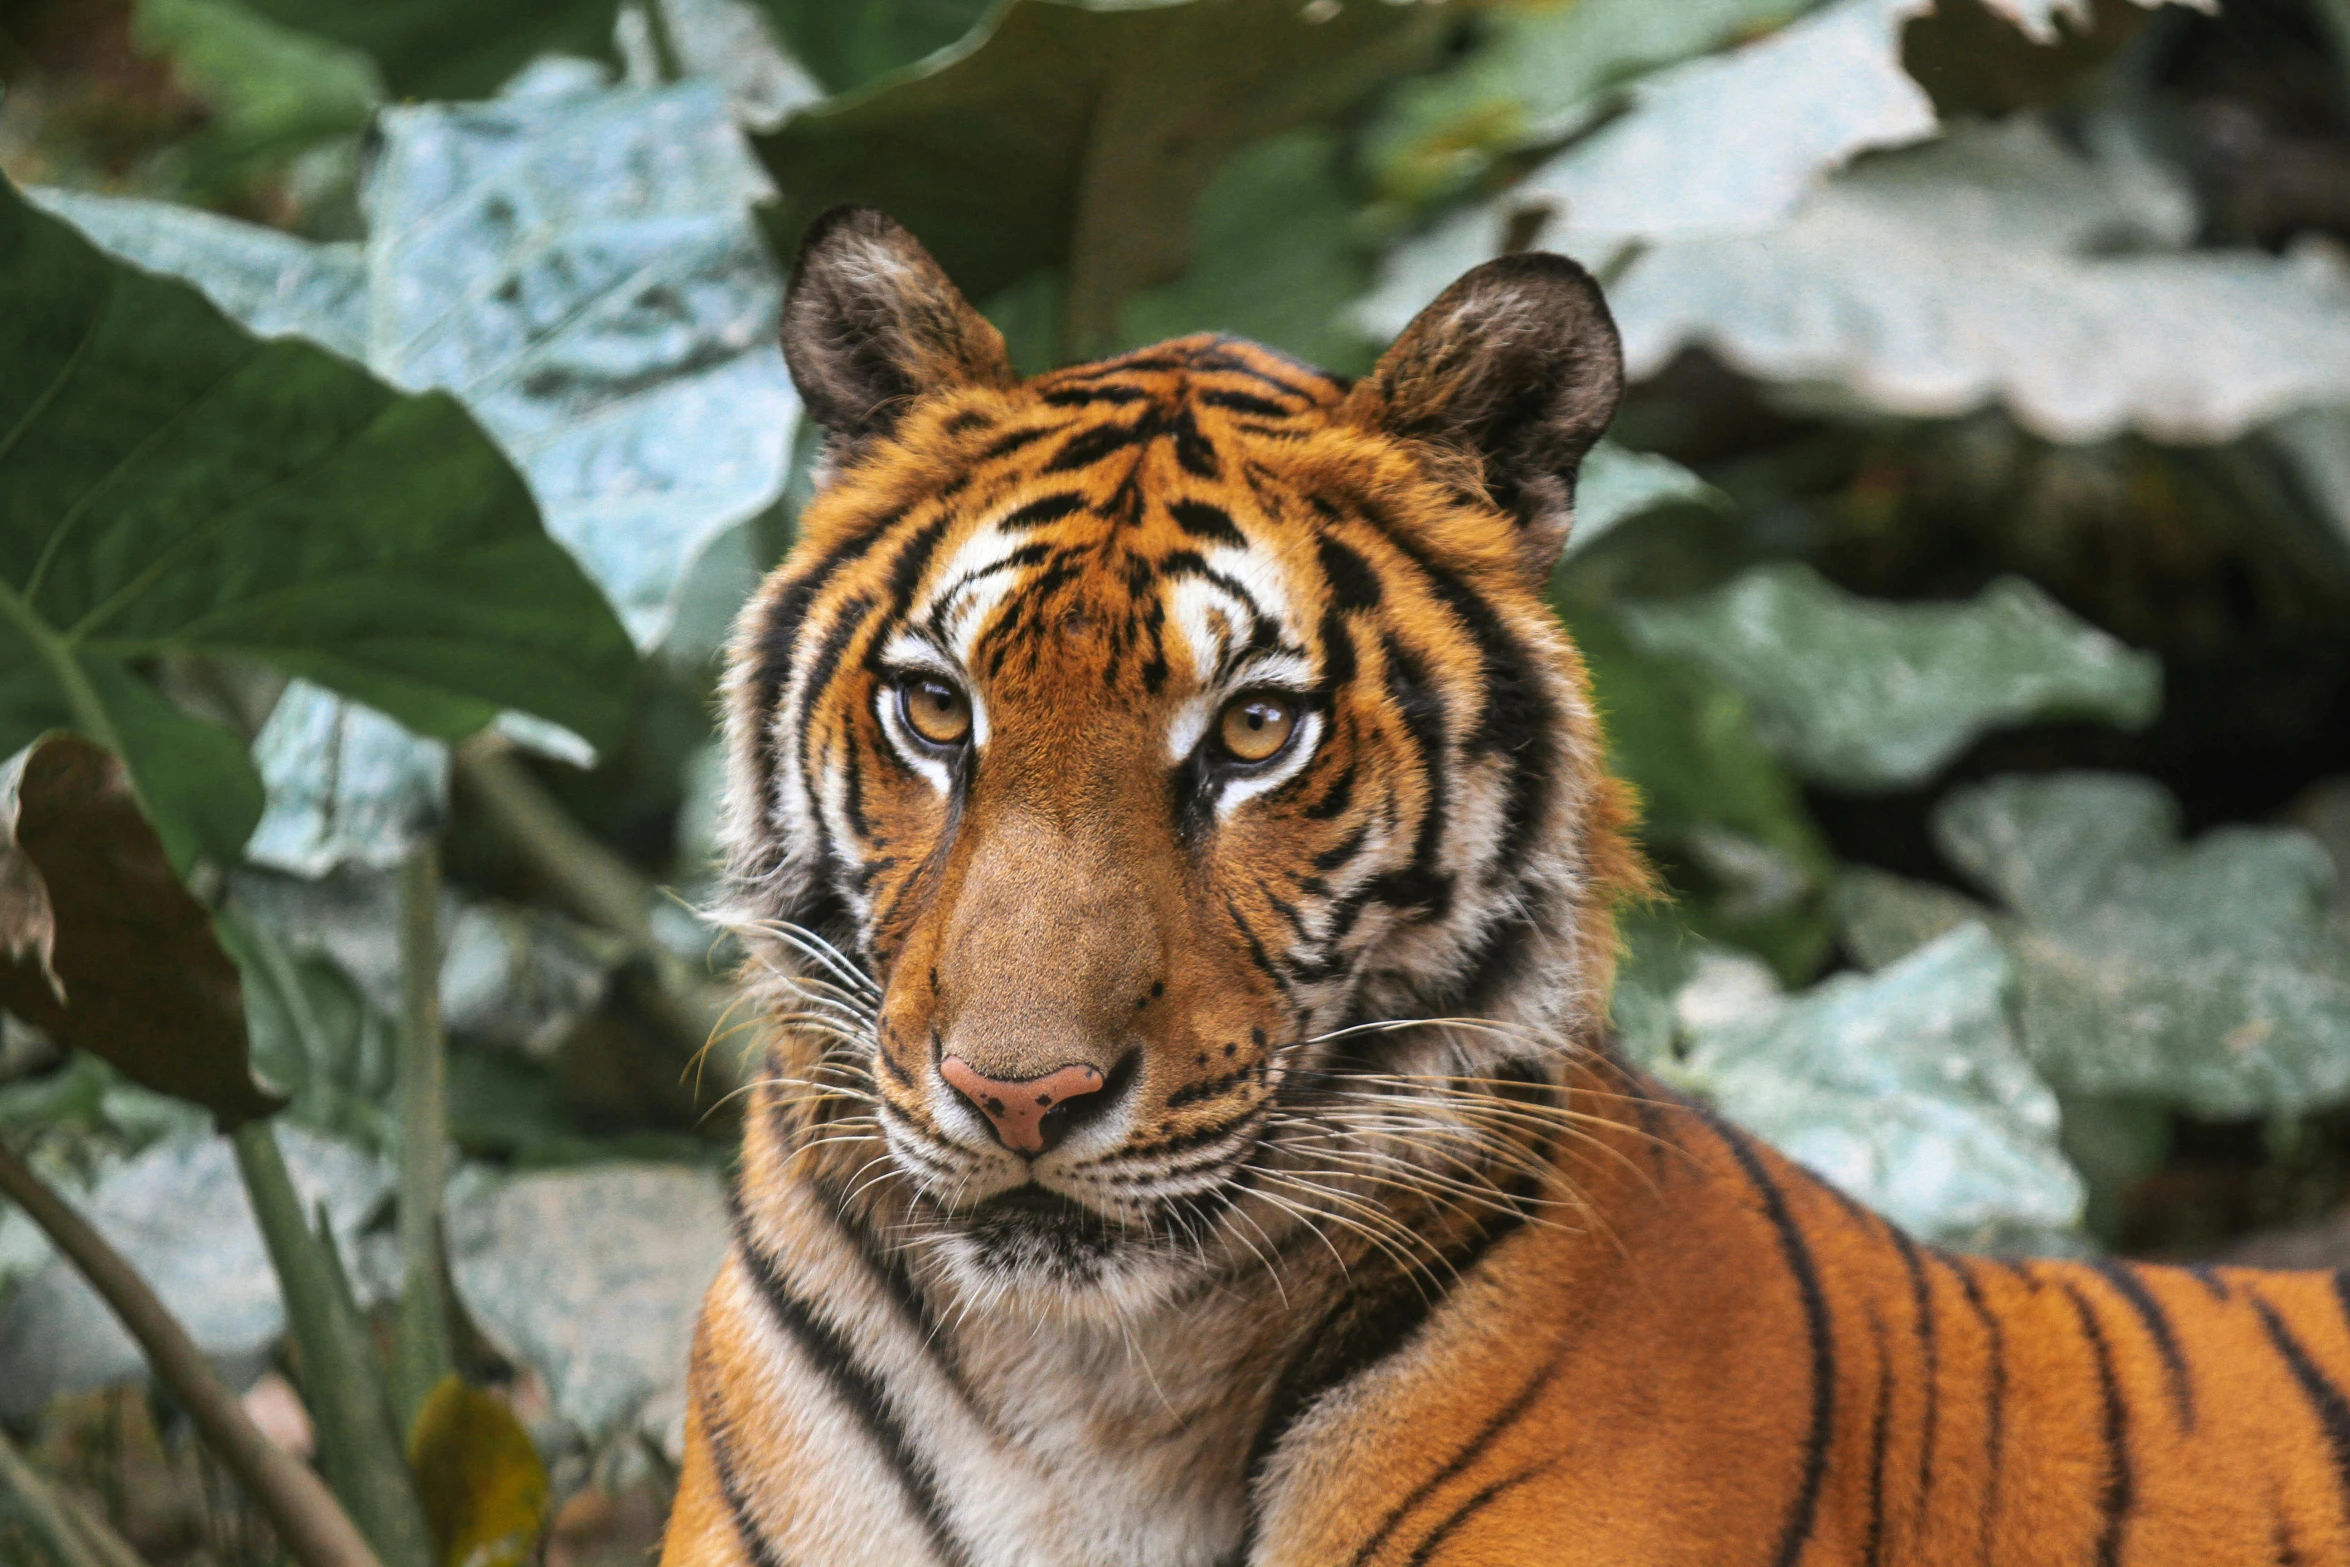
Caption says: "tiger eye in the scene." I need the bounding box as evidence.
[901,678,972,746]
[1219,694,1295,763]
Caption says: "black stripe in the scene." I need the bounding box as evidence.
[726,1192,970,1567]
[1169,498,1246,546]
[1369,634,1452,919]
[1042,414,1156,472]
[1168,404,1221,477]
[1344,1335,1564,1566]
[2094,1260,2196,1430]
[2254,1292,2350,1527]
[703,1373,793,1567]
[1243,1199,1536,1542]
[997,492,1088,531]
[1863,1315,1893,1567]
[1404,1463,1549,1567]
[2331,1270,2350,1336]
[2059,1279,2134,1567]
[1316,535,1383,611]
[1890,1228,1939,1544]
[1715,1123,1835,1567]
[1953,1259,2007,1567]
[1200,388,1294,418]
[745,516,896,797]
[1041,384,1149,406]
[2189,1265,2233,1301]
[977,424,1052,460]
[806,1178,976,1417]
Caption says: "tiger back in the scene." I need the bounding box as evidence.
[662,205,2350,1566]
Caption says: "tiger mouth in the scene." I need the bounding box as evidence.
[958,1183,1127,1270]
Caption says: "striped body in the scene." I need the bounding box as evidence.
[665,210,2350,1566]
[674,1073,2350,1566]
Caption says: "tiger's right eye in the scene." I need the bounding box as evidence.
[899,678,972,747]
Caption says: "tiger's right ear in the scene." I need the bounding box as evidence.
[781,206,1016,445]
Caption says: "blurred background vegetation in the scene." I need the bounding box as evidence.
[3,0,2350,1559]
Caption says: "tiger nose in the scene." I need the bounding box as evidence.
[940,1057,1108,1156]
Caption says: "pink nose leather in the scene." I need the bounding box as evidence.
[940,1057,1106,1155]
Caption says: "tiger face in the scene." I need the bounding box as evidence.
[720,208,1642,1312]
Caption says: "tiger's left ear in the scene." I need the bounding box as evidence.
[782,206,1017,448]
[1343,252,1624,580]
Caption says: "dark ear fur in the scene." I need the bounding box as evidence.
[781,206,1016,444]
[1345,252,1624,577]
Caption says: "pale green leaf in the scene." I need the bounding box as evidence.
[1357,0,1938,340]
[1566,441,1727,558]
[1610,118,2350,441]
[1620,563,2160,791]
[1670,923,2086,1245]
[1937,772,2350,1116]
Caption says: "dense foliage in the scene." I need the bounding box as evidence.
[2,0,2348,1559]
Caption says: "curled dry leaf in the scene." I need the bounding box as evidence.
[0,734,283,1130]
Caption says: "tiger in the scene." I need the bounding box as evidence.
[661,205,2350,1567]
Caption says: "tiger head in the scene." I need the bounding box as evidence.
[720,208,1644,1312]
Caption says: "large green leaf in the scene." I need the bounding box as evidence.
[1625,922,2085,1246]
[235,0,622,100]
[1365,0,1824,208]
[1620,562,2160,791]
[1608,117,2350,442]
[1929,772,2350,1117]
[761,0,994,92]
[1358,0,1938,340]
[757,0,1449,356]
[131,0,383,189]
[1114,129,1373,373]
[0,176,635,863]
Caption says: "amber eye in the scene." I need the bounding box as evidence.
[899,678,972,747]
[1218,693,1296,764]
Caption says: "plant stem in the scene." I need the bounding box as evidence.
[391,842,454,1434]
[0,577,122,755]
[230,1123,434,1567]
[0,1140,383,1567]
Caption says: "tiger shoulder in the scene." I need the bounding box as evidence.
[660,204,2350,1567]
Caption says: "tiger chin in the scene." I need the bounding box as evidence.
[665,206,2350,1567]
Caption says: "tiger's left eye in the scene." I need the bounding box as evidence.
[900,678,972,746]
[1218,693,1296,764]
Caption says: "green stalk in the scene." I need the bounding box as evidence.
[0,577,123,756]
[230,1122,433,1567]
[0,1140,381,1567]
[391,842,453,1434]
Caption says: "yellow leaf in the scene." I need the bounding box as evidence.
[407,1375,549,1567]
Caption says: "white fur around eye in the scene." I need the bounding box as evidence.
[874,634,986,795]
[1214,709,1322,817]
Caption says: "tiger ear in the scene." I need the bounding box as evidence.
[1343,252,1624,579]
[781,206,1016,445]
